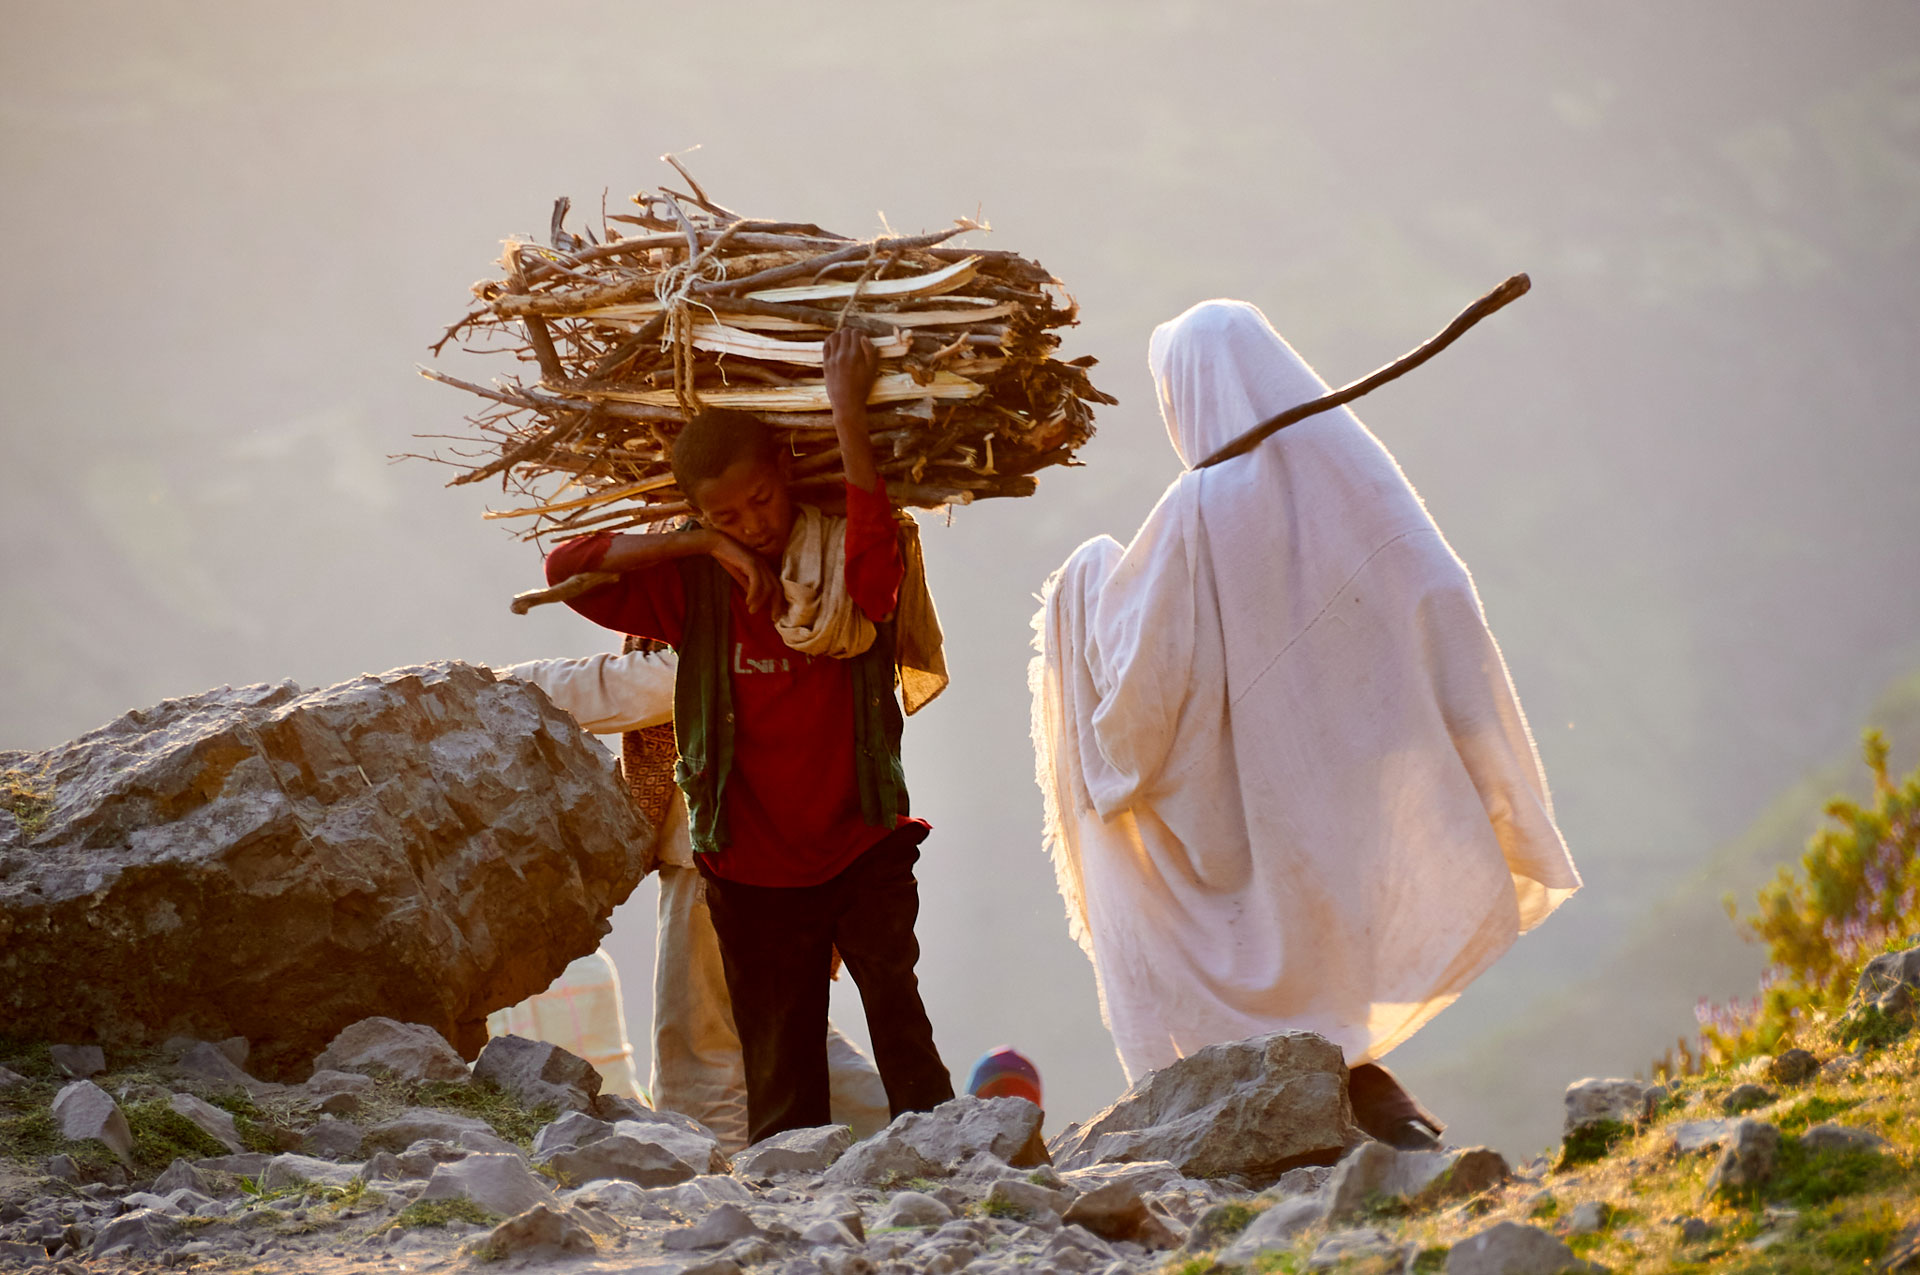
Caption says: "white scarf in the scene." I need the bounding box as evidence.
[1031,299,1581,1081]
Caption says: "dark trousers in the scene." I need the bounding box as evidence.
[700,826,954,1146]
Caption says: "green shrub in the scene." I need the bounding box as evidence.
[124,1099,230,1169]
[1557,1120,1632,1169]
[1698,731,1920,1064]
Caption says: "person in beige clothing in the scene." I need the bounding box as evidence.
[499,646,892,1152]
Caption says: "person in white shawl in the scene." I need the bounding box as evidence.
[1031,299,1581,1145]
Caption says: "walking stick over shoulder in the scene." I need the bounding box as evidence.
[1194,273,1532,471]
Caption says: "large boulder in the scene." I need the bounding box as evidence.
[0,662,651,1076]
[1047,1032,1363,1185]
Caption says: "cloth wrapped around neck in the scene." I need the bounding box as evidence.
[775,503,949,715]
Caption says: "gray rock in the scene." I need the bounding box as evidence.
[803,1215,865,1247]
[534,1110,614,1161]
[0,664,651,1078]
[1272,1164,1331,1196]
[665,1202,762,1250]
[1706,1119,1780,1195]
[303,1068,376,1097]
[1721,1083,1775,1114]
[168,1092,244,1153]
[91,1208,179,1258]
[419,1152,554,1217]
[734,1124,854,1178]
[1049,1033,1360,1186]
[880,1190,954,1229]
[121,1190,186,1216]
[546,1119,726,1187]
[42,1153,79,1181]
[1218,1195,1328,1262]
[313,1019,470,1085]
[365,1106,497,1150]
[51,1080,134,1165]
[0,1064,25,1092]
[1308,1227,1404,1269]
[172,1041,268,1092]
[474,1034,601,1113]
[49,1045,105,1078]
[1666,1119,1736,1154]
[161,1187,216,1214]
[1059,1159,1187,1197]
[152,1158,222,1197]
[1565,1200,1609,1235]
[1799,1122,1891,1154]
[663,1173,756,1214]
[985,1178,1068,1224]
[1562,1078,1654,1133]
[1768,1049,1818,1085]
[192,1152,272,1178]
[393,1138,474,1177]
[560,1179,655,1214]
[1854,945,1920,1005]
[828,1096,1045,1185]
[161,1035,249,1068]
[1678,1217,1716,1243]
[1064,1178,1164,1244]
[302,1116,365,1160]
[1446,1220,1596,1274]
[1325,1142,1511,1221]
[260,1152,363,1191]
[472,1202,600,1259]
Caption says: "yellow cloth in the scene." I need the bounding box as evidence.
[774,504,949,715]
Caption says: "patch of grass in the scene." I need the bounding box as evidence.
[1556,1119,1632,1169]
[1250,1253,1304,1274]
[0,766,55,837]
[203,1089,287,1154]
[123,1098,230,1169]
[1163,1258,1220,1275]
[1772,1094,1863,1135]
[0,1107,64,1162]
[1815,1199,1900,1262]
[980,1196,1025,1220]
[1766,1139,1908,1208]
[1527,1194,1559,1220]
[415,1079,555,1148]
[1840,1002,1914,1051]
[1409,1248,1449,1274]
[392,1197,499,1230]
[0,1038,58,1082]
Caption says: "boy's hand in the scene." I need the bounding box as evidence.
[709,534,779,614]
[823,329,880,412]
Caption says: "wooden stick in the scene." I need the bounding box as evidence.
[1194,273,1531,470]
[509,570,622,615]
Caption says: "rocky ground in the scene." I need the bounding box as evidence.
[2,945,1916,1274]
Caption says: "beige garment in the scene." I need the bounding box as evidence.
[487,949,644,1101]
[774,503,949,714]
[499,649,893,1150]
[1032,300,1581,1084]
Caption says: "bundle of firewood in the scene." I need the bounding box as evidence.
[420,164,1114,540]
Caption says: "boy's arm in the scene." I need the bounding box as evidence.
[498,649,677,733]
[553,525,779,615]
[824,329,881,494]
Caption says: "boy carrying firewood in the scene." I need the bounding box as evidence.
[540,330,953,1145]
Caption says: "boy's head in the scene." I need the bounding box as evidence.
[672,409,795,560]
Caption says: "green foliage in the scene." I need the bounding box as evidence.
[0,766,55,837]
[1557,1120,1632,1169]
[1839,1000,1914,1050]
[415,1079,555,1148]
[1201,1199,1261,1238]
[980,1196,1026,1219]
[0,1107,63,1163]
[1251,1253,1305,1275]
[0,1037,58,1082]
[1815,1199,1901,1263]
[1163,1258,1220,1275]
[393,1197,499,1230]
[203,1088,288,1153]
[1772,1095,1862,1135]
[123,1098,230,1169]
[1766,1139,1907,1209]
[1409,1249,1449,1274]
[1527,1194,1559,1220]
[1700,731,1920,1063]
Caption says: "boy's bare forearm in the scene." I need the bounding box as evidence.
[597,527,720,573]
[833,403,880,493]
[823,329,883,493]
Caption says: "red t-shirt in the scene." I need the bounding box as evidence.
[544,481,924,887]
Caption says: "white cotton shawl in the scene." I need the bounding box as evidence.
[1031,299,1581,1083]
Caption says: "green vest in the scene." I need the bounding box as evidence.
[671,555,908,857]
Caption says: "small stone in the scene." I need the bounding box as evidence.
[1214,1195,1326,1262]
[168,1092,244,1153]
[1309,1227,1404,1269]
[121,1190,185,1217]
[1562,1078,1654,1133]
[192,1152,272,1178]
[302,1117,365,1160]
[473,1035,602,1113]
[172,1042,265,1092]
[1798,1122,1890,1154]
[303,1069,376,1098]
[1446,1220,1594,1274]
[985,1177,1068,1226]
[1720,1083,1775,1115]
[1679,1217,1716,1243]
[91,1209,179,1258]
[733,1124,854,1178]
[1325,1142,1510,1221]
[1767,1049,1818,1085]
[801,1215,865,1247]
[51,1080,134,1165]
[0,1064,26,1092]
[317,1091,362,1118]
[665,1202,762,1250]
[260,1153,364,1191]
[48,1045,106,1078]
[419,1152,555,1217]
[364,1107,498,1151]
[471,1202,599,1259]
[1706,1120,1780,1195]
[43,1154,79,1182]
[311,1018,470,1084]
[832,1095,1048,1186]
[880,1190,954,1229]
[545,1119,727,1187]
[1666,1119,1737,1154]
[1565,1200,1609,1235]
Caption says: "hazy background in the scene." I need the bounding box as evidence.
[4,2,1918,1157]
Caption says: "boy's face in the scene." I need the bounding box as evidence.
[690,454,795,561]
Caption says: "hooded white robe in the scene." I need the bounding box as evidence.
[1031,299,1581,1083]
